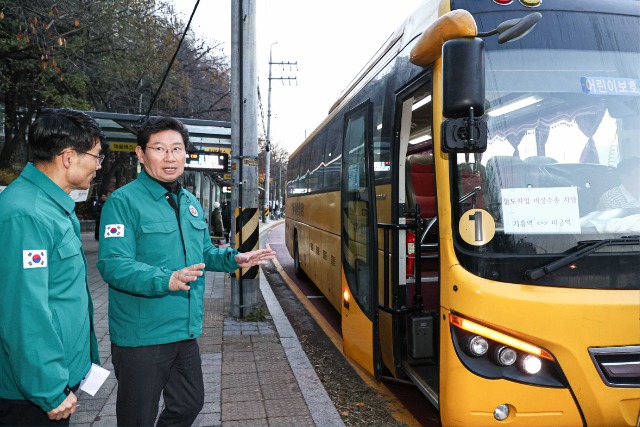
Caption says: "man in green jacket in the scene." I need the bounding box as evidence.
[97,117,275,427]
[0,108,103,425]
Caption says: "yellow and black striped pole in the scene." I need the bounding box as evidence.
[234,207,259,279]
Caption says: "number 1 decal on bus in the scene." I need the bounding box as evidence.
[459,209,495,246]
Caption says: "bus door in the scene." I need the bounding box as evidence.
[340,102,379,376]
[388,79,441,407]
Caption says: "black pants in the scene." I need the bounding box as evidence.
[0,384,79,426]
[111,339,204,427]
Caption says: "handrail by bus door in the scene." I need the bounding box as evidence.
[379,187,479,314]
[377,207,425,315]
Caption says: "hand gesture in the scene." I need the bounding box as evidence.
[169,263,205,291]
[47,391,77,420]
[234,248,276,268]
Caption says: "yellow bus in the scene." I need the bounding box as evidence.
[285,0,640,425]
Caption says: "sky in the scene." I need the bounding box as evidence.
[173,0,425,155]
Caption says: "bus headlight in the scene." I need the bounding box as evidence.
[519,354,542,375]
[494,346,517,366]
[465,335,489,356]
[449,313,568,387]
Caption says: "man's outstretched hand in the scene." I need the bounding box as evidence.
[234,248,276,268]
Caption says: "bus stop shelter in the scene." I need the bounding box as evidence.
[84,111,232,221]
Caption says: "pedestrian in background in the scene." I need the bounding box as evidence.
[92,192,108,240]
[221,200,232,243]
[97,116,275,427]
[211,201,224,240]
[0,108,102,425]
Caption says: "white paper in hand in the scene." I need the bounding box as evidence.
[79,363,110,396]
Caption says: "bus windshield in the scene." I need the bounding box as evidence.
[452,10,640,289]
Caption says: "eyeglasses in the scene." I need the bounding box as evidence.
[146,146,185,157]
[78,151,106,165]
[57,149,105,165]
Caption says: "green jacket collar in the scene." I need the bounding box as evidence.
[138,169,182,201]
[21,163,76,214]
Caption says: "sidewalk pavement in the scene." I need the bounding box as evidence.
[73,219,344,427]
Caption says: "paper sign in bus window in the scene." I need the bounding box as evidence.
[501,187,580,234]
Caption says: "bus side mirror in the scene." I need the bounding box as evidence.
[441,38,487,153]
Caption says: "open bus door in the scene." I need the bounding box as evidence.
[377,38,489,410]
[340,102,380,377]
[377,78,442,408]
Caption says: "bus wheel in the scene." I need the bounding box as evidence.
[294,233,306,279]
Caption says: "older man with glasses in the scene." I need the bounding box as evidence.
[0,108,103,426]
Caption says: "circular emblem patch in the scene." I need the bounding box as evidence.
[189,205,198,217]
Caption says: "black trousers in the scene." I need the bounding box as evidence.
[0,384,79,426]
[111,339,204,427]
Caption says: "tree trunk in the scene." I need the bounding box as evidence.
[0,92,33,169]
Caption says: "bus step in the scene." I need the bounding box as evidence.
[402,362,440,410]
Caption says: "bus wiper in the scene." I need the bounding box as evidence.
[524,236,640,281]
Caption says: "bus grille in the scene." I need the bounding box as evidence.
[589,346,640,387]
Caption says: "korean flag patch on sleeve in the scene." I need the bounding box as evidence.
[104,224,125,238]
[23,250,47,269]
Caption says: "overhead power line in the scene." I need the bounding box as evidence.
[142,0,200,122]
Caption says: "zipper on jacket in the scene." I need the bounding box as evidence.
[165,192,188,265]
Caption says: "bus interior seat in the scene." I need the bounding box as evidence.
[523,156,557,166]
[542,163,620,215]
[457,162,486,210]
[406,153,436,219]
[406,153,439,314]
[523,156,558,187]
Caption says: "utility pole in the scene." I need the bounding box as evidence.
[263,43,296,222]
[230,0,259,318]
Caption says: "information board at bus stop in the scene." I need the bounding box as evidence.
[186,152,229,172]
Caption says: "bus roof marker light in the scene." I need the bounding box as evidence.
[520,0,542,7]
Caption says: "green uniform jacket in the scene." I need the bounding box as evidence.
[0,163,100,412]
[96,170,239,347]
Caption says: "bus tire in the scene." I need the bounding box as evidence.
[294,233,307,279]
